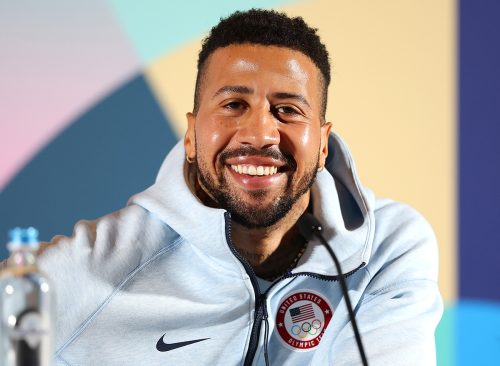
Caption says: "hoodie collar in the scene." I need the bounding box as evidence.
[294,134,375,276]
[129,133,375,276]
[128,140,238,271]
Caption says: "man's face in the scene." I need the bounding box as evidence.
[185,44,331,228]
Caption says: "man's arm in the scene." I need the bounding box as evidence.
[332,201,443,365]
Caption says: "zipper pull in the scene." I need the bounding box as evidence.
[260,295,268,320]
[260,294,271,366]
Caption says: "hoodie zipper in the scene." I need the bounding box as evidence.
[224,212,366,365]
[262,263,366,298]
[224,212,266,366]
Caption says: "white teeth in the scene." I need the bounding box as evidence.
[230,164,280,176]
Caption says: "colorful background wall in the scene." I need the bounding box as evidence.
[0,1,498,364]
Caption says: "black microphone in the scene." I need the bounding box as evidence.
[298,213,369,366]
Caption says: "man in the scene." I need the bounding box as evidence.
[31,9,442,365]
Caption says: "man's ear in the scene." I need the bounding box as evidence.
[319,122,333,168]
[184,112,196,160]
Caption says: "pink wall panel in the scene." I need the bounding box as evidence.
[0,0,141,191]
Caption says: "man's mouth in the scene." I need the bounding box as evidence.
[222,151,291,190]
[225,159,287,191]
[229,164,279,176]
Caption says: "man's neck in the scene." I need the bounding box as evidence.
[186,163,311,278]
[231,192,310,279]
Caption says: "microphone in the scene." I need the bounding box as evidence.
[298,213,369,366]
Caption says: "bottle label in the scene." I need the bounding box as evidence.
[10,311,47,348]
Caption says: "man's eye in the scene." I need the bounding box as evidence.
[275,106,299,115]
[224,101,244,110]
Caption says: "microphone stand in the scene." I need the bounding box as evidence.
[298,213,369,366]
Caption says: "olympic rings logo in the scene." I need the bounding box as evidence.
[290,319,322,338]
[276,290,333,350]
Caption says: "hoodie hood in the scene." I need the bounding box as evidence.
[129,133,375,276]
[296,133,375,276]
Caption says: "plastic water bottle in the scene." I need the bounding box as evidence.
[0,227,54,366]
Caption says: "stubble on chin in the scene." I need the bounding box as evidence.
[194,156,319,229]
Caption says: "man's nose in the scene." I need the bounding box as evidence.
[236,107,280,149]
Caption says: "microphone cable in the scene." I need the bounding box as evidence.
[298,212,369,366]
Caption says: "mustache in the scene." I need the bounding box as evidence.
[219,146,296,170]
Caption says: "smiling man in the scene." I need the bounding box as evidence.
[16,9,442,366]
[184,42,331,281]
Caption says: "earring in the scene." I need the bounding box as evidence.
[317,166,324,172]
[186,155,195,164]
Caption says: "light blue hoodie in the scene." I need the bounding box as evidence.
[34,133,442,365]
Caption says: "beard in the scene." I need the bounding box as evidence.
[195,145,320,229]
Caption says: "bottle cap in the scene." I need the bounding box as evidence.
[7,227,39,250]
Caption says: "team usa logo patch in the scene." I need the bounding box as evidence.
[276,290,333,351]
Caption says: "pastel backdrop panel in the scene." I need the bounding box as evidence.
[1,0,499,364]
[0,0,141,191]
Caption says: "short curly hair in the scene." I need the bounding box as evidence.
[193,9,331,119]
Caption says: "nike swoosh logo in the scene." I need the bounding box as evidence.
[156,333,209,352]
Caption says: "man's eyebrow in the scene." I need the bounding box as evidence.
[272,92,311,108]
[212,85,254,98]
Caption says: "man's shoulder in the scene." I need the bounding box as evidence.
[29,205,181,353]
[37,204,180,280]
[38,205,144,255]
[367,197,439,281]
[373,198,435,241]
